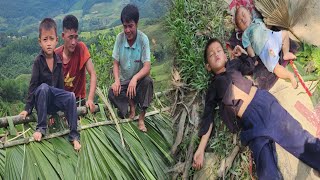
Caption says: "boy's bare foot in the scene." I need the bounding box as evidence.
[33,131,42,141]
[128,99,136,119]
[138,120,147,132]
[283,52,296,61]
[73,140,81,151]
[138,111,147,132]
[129,109,135,119]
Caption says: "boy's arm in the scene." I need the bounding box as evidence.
[58,65,64,89]
[85,58,97,112]
[193,84,217,170]
[193,123,213,170]
[230,46,257,75]
[198,83,217,137]
[247,46,255,57]
[23,59,40,115]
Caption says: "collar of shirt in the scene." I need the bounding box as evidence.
[39,50,62,68]
[124,31,140,49]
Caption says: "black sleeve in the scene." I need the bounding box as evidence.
[198,83,218,137]
[24,59,40,114]
[229,54,258,75]
[57,64,64,89]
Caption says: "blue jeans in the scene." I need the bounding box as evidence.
[241,89,320,179]
[34,83,79,141]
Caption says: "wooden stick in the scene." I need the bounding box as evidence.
[0,105,102,128]
[0,107,170,149]
[217,146,240,177]
[290,60,312,96]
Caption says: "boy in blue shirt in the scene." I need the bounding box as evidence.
[19,18,81,151]
[235,6,297,89]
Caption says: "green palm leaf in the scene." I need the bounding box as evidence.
[0,88,173,179]
[4,146,23,180]
[0,149,5,179]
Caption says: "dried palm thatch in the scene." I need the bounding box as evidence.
[254,0,320,46]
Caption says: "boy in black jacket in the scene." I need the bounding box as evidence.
[19,18,80,151]
[193,38,320,179]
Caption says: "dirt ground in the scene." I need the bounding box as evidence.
[292,0,320,47]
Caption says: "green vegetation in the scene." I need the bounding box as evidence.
[167,0,252,179]
[0,0,168,36]
[293,43,320,106]
[167,0,228,90]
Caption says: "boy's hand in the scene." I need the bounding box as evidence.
[192,149,204,170]
[233,45,247,57]
[86,99,95,113]
[127,77,137,99]
[19,111,28,120]
[111,80,121,96]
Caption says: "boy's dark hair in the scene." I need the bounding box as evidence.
[121,4,139,24]
[204,38,224,63]
[63,15,79,31]
[39,18,57,38]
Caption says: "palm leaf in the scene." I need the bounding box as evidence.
[0,87,173,179]
[0,149,5,179]
[254,0,314,43]
[4,146,23,180]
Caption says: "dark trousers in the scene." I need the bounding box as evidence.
[108,76,153,118]
[241,89,320,179]
[34,83,79,141]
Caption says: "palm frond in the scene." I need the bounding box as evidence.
[254,0,311,41]
[0,89,173,179]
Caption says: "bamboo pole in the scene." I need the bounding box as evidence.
[0,105,102,128]
[0,107,170,149]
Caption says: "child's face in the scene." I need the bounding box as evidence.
[39,28,58,57]
[205,42,227,73]
[236,7,252,31]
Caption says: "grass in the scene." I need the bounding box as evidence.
[151,60,172,92]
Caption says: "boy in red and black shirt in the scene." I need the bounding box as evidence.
[55,15,97,112]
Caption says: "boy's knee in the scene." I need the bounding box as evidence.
[69,92,76,101]
[142,76,153,86]
[108,88,115,101]
[35,83,50,94]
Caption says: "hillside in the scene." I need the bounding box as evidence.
[0,0,168,36]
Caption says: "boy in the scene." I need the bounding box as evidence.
[192,38,320,179]
[55,15,97,112]
[235,6,298,88]
[108,4,153,132]
[20,18,81,151]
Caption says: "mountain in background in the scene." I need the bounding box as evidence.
[0,0,168,36]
